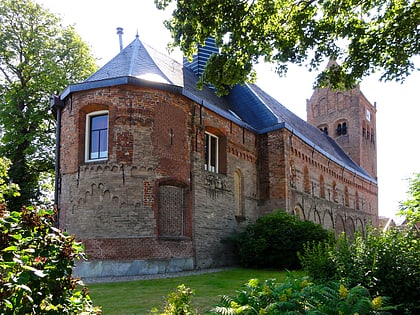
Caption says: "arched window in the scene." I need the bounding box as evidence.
[234,169,245,219]
[342,122,347,135]
[318,124,328,135]
[320,175,325,198]
[344,186,349,207]
[332,181,338,203]
[304,166,310,193]
[336,121,348,136]
[355,191,360,210]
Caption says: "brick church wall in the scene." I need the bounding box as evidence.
[190,105,260,268]
[58,81,377,274]
[58,85,195,262]
[285,131,377,234]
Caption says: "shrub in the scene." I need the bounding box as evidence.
[150,284,197,315]
[212,276,394,315]
[230,210,332,269]
[0,205,101,314]
[300,227,420,314]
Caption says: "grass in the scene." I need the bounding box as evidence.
[87,268,304,314]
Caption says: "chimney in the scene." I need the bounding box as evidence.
[116,27,123,51]
[183,37,219,77]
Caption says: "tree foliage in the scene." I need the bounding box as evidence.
[299,228,420,314]
[155,0,419,95]
[0,206,101,314]
[0,0,98,210]
[0,157,19,203]
[398,172,420,227]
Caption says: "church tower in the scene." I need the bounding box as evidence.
[306,67,377,179]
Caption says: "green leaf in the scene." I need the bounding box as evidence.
[2,245,18,252]
[22,265,46,278]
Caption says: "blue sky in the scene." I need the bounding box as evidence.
[37,0,419,218]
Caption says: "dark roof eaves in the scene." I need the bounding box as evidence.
[260,122,376,183]
[182,89,257,133]
[60,76,183,100]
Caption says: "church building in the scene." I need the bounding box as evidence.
[51,36,378,278]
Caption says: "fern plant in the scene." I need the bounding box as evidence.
[211,276,394,315]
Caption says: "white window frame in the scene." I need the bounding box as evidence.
[204,131,219,173]
[85,110,109,162]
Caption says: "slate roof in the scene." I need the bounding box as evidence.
[61,36,375,182]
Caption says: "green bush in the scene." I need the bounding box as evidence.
[212,276,394,314]
[230,210,332,269]
[150,284,198,315]
[300,227,420,314]
[0,205,101,314]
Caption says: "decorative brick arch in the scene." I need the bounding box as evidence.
[335,214,345,236]
[312,209,322,224]
[322,210,334,231]
[293,204,305,220]
[345,217,356,238]
[355,217,365,235]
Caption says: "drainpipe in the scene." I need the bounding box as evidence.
[50,95,65,227]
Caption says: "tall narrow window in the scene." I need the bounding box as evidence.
[320,175,325,198]
[304,166,310,193]
[86,111,108,161]
[336,122,347,136]
[344,186,349,207]
[234,169,244,219]
[205,132,219,173]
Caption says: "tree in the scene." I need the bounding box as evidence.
[398,172,420,228]
[0,0,98,210]
[155,0,419,95]
[0,157,19,203]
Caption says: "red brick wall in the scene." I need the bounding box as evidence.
[59,82,378,267]
[306,86,377,179]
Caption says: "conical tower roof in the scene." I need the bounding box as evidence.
[86,36,183,86]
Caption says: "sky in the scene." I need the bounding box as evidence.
[36,0,419,219]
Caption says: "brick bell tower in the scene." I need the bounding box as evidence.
[306,61,377,179]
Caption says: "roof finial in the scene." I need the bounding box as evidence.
[116,27,124,51]
[136,29,139,38]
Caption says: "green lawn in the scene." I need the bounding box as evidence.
[87,268,303,314]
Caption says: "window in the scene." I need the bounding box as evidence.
[86,111,108,161]
[234,169,244,219]
[318,125,328,135]
[320,175,325,198]
[205,132,218,173]
[336,122,347,136]
[304,166,310,193]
